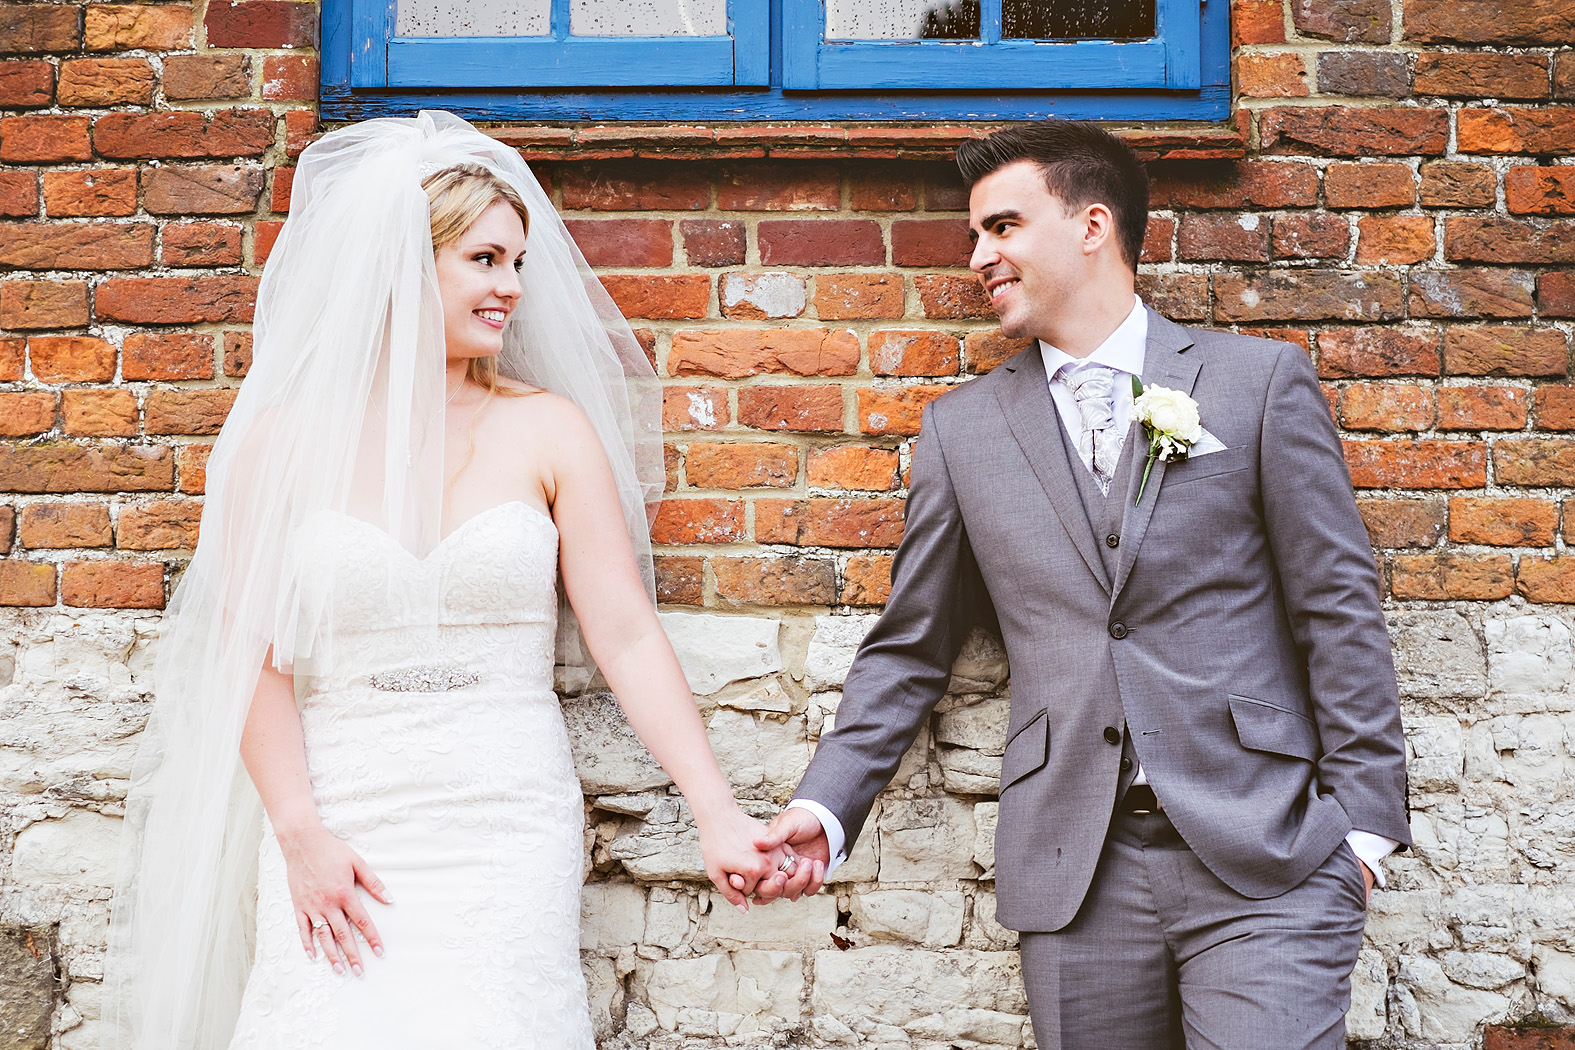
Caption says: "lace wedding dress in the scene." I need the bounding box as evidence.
[228,501,594,1049]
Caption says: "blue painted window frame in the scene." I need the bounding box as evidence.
[321,0,1230,122]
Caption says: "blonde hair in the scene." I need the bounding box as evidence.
[422,163,532,395]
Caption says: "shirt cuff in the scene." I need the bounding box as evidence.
[1345,830,1398,889]
[785,798,847,877]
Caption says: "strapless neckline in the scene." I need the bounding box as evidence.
[323,500,556,565]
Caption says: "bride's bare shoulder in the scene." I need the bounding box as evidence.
[486,383,596,444]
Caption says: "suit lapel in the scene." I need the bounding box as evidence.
[994,343,1109,592]
[1111,311,1201,601]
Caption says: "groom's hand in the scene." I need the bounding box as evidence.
[750,808,830,904]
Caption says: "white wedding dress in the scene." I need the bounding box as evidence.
[228,501,594,1049]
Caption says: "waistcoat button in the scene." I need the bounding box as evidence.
[1103,726,1121,745]
[1109,621,1129,639]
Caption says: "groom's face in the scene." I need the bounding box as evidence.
[968,160,1092,342]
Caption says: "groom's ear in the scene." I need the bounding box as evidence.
[1080,202,1116,257]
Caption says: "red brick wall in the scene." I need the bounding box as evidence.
[0,0,1570,611]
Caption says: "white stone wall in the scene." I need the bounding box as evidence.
[0,602,1571,1048]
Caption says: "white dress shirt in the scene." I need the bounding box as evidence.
[790,296,1396,886]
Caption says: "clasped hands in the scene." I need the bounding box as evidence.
[715,806,831,908]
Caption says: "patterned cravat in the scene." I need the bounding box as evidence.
[1058,363,1125,494]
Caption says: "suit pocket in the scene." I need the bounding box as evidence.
[1000,708,1049,791]
[1228,694,1321,762]
[1165,446,1249,486]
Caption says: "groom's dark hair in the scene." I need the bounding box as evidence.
[955,119,1149,273]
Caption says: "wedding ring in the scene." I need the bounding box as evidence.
[777,856,797,874]
[311,918,329,930]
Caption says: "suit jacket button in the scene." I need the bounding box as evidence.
[1105,533,1120,548]
[1109,621,1128,639]
[1120,756,1132,771]
[1103,726,1121,745]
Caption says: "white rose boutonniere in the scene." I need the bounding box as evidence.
[1131,376,1204,504]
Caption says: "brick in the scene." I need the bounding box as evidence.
[0,115,92,163]
[94,110,273,161]
[203,0,317,47]
[1517,558,1575,602]
[1178,214,1271,262]
[759,220,883,266]
[1448,218,1575,264]
[123,332,214,380]
[253,219,283,267]
[1541,272,1575,317]
[1444,326,1568,377]
[261,53,317,101]
[1141,216,1174,263]
[752,498,805,544]
[28,335,115,382]
[163,53,251,100]
[1260,106,1448,156]
[845,166,914,211]
[1149,161,1318,209]
[891,219,971,267]
[283,109,317,158]
[600,274,708,320]
[670,329,857,378]
[648,498,745,544]
[0,392,57,436]
[2,7,81,52]
[1215,271,1402,323]
[1560,54,1575,100]
[19,503,111,548]
[1272,214,1350,259]
[0,443,173,492]
[717,163,840,211]
[563,218,672,267]
[95,276,258,324]
[1324,163,1414,208]
[161,222,243,267]
[1437,386,1529,430]
[1356,498,1445,547]
[719,272,807,321]
[1408,270,1536,318]
[808,446,900,491]
[653,555,703,605]
[684,442,796,490]
[1492,438,1575,485]
[813,273,903,320]
[1355,215,1434,264]
[0,507,11,554]
[915,274,992,320]
[1238,53,1309,97]
[760,497,905,548]
[143,164,265,216]
[42,169,137,217]
[964,330,1033,374]
[116,499,202,550]
[712,555,835,605]
[737,385,844,432]
[870,330,959,377]
[0,222,154,271]
[270,166,294,213]
[924,165,970,210]
[62,560,164,608]
[1457,109,1575,155]
[560,163,709,211]
[62,388,138,436]
[1534,386,1575,429]
[0,171,39,218]
[1342,439,1486,487]
[1391,552,1513,599]
[222,331,251,377]
[1135,274,1209,321]
[1403,0,1574,45]
[143,388,236,435]
[839,553,892,605]
[858,385,950,436]
[0,60,54,108]
[1340,383,1434,431]
[57,58,155,105]
[0,338,23,380]
[680,219,745,267]
[662,386,726,431]
[1233,0,1286,44]
[0,562,56,606]
[1505,167,1575,216]
[1317,51,1409,97]
[1292,0,1390,42]
[175,444,209,493]
[84,4,192,49]
[1420,162,1497,207]
[1449,496,1557,546]
[0,280,89,329]
[1415,53,1549,99]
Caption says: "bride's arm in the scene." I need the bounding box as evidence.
[240,660,392,972]
[541,402,783,911]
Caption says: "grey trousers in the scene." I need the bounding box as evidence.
[1018,808,1369,1050]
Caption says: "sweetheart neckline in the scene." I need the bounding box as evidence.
[319,500,555,563]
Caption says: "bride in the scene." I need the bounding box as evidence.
[102,112,800,1048]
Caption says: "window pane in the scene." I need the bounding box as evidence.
[826,0,980,40]
[1002,0,1155,39]
[570,0,727,36]
[396,0,549,36]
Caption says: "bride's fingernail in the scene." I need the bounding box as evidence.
[352,963,363,977]
[735,902,748,914]
[373,946,385,958]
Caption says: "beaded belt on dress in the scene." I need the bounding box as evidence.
[366,665,481,692]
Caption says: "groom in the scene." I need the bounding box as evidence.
[754,120,1410,1049]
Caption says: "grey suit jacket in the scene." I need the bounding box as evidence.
[795,310,1411,933]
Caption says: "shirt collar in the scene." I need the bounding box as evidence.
[1040,295,1148,381]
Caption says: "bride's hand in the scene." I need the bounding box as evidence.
[694,805,778,914]
[277,824,392,976]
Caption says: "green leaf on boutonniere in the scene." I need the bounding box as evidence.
[1132,374,1143,401]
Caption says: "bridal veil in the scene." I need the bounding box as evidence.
[101,111,661,1049]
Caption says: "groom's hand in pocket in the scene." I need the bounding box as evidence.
[750,808,830,904]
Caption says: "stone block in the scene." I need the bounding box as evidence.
[639,950,803,1035]
[11,809,120,886]
[1486,615,1573,698]
[579,881,645,951]
[705,709,809,801]
[811,947,1029,1045]
[878,798,977,881]
[562,691,672,795]
[609,797,705,881]
[973,801,998,879]
[1396,953,1512,1043]
[703,890,838,947]
[1388,610,1487,699]
[0,924,54,1050]
[1405,715,1464,793]
[852,889,965,946]
[802,613,878,692]
[1348,947,1389,1040]
[659,611,782,696]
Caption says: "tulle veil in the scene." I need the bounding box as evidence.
[101,111,661,1048]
